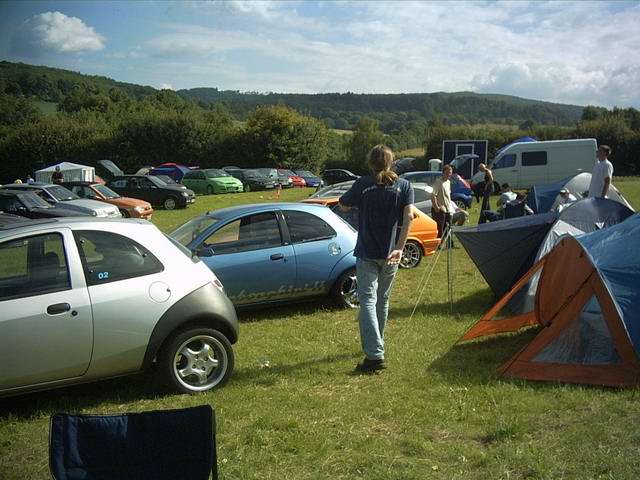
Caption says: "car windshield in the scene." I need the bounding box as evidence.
[244,170,260,179]
[93,184,120,199]
[47,185,79,201]
[164,234,200,263]
[205,169,229,178]
[295,170,314,177]
[152,175,175,184]
[256,168,277,178]
[310,182,354,198]
[146,176,166,187]
[19,192,52,209]
[170,216,220,246]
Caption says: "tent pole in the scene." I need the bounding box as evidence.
[448,226,453,313]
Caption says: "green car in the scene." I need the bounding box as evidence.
[181,169,244,194]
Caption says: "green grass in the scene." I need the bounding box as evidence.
[1,181,639,479]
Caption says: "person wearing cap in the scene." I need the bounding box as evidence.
[555,188,577,212]
[51,166,64,185]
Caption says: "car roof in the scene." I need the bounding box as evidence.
[0,217,150,235]
[202,202,327,219]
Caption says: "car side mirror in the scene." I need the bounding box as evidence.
[194,246,215,257]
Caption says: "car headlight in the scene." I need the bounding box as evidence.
[90,211,98,216]
[134,206,146,213]
[182,192,189,197]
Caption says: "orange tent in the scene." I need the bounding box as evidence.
[460,215,640,387]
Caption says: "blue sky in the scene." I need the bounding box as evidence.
[1,1,639,107]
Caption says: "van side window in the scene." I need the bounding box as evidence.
[522,151,547,166]
[494,154,516,169]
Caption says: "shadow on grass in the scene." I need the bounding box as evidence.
[232,352,360,385]
[0,371,165,420]
[394,288,495,321]
[426,329,539,386]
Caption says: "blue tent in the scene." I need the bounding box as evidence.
[456,198,634,299]
[495,136,537,157]
[494,213,640,386]
[526,175,576,214]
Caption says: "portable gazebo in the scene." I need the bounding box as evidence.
[35,162,95,183]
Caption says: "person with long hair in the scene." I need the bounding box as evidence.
[339,145,415,372]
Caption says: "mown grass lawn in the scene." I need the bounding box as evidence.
[1,181,639,479]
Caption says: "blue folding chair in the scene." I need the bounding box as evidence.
[49,405,217,480]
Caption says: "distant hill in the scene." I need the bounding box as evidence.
[0,61,584,132]
[0,61,156,102]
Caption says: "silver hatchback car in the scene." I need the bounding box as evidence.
[0,217,239,397]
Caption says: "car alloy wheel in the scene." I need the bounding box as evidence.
[163,196,177,210]
[400,240,422,269]
[244,183,251,192]
[454,199,467,210]
[206,185,213,195]
[160,327,234,393]
[332,268,358,308]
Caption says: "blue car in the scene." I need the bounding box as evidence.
[293,170,323,188]
[170,203,357,309]
[400,171,473,209]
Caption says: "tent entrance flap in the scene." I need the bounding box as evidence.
[460,259,545,342]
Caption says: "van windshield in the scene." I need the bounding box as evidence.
[493,154,516,169]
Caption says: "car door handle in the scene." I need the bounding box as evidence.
[270,253,284,261]
[47,303,71,315]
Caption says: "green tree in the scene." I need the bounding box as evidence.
[347,116,384,172]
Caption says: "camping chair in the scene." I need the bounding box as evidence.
[504,201,526,219]
[49,405,217,480]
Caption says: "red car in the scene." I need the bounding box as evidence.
[278,169,306,188]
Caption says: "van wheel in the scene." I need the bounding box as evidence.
[158,327,234,394]
[163,196,177,210]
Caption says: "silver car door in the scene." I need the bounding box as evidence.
[0,229,93,390]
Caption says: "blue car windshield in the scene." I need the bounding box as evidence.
[295,170,314,177]
[170,216,220,247]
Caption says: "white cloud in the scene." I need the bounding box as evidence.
[159,83,175,90]
[12,11,105,55]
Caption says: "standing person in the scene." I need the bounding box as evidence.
[588,145,614,198]
[339,145,415,373]
[26,174,35,184]
[431,165,453,241]
[51,166,64,185]
[477,163,494,217]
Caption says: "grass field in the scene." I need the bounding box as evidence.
[1,181,639,479]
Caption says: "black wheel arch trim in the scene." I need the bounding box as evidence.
[142,283,239,370]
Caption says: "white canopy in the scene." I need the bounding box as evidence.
[35,162,95,183]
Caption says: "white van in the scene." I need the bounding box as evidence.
[470,138,597,190]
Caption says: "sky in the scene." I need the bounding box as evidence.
[1,0,639,108]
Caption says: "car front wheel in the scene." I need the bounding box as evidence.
[163,196,178,210]
[400,240,422,269]
[454,199,467,210]
[159,327,234,394]
[206,185,213,195]
[332,268,358,308]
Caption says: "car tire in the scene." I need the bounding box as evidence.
[332,268,358,308]
[158,327,234,394]
[163,196,178,210]
[120,209,130,218]
[244,183,251,192]
[454,199,467,210]
[400,240,422,269]
[206,185,213,195]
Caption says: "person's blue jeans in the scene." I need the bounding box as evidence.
[356,257,399,360]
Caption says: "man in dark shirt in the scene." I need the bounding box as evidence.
[51,166,64,185]
[339,145,414,373]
